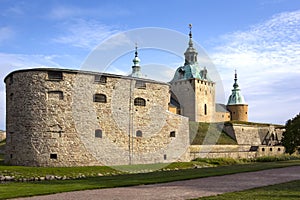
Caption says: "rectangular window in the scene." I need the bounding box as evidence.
[95,129,102,138]
[48,91,64,100]
[170,131,176,137]
[94,75,107,84]
[135,81,146,89]
[48,71,63,81]
[50,153,57,159]
[93,94,107,103]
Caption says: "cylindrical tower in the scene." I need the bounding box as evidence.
[226,71,248,121]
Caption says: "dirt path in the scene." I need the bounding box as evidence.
[15,166,300,200]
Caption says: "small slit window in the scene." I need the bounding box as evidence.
[50,154,57,159]
[134,98,146,106]
[94,94,107,103]
[170,131,176,137]
[95,129,102,138]
[278,148,281,151]
[48,91,64,100]
[164,154,167,160]
[262,148,265,152]
[136,130,142,137]
[48,71,63,80]
[135,81,146,89]
[94,75,107,84]
[204,104,207,115]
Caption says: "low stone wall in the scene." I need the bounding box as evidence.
[0,131,6,141]
[223,123,284,146]
[189,145,285,160]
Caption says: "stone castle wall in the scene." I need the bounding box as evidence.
[171,79,216,122]
[5,69,189,166]
[189,145,285,160]
[223,123,284,146]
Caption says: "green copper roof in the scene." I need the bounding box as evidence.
[227,71,246,105]
[170,64,212,82]
[170,25,212,82]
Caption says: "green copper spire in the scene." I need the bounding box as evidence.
[170,24,212,82]
[129,43,143,78]
[227,70,246,105]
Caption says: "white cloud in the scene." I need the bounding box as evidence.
[210,10,300,124]
[53,19,119,50]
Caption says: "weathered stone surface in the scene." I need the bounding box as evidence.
[4,69,189,167]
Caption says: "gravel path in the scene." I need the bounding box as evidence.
[15,166,300,200]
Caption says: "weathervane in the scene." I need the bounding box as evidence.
[189,24,192,38]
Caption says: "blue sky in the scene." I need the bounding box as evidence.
[0,0,300,129]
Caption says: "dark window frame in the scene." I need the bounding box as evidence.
[50,153,57,159]
[135,81,146,89]
[48,71,63,81]
[93,94,107,103]
[170,131,176,137]
[136,130,142,137]
[95,129,103,138]
[94,75,107,84]
[134,97,146,106]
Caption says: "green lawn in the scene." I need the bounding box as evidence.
[199,180,300,200]
[1,160,300,199]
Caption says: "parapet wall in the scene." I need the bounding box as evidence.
[223,123,284,146]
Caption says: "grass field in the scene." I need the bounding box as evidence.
[1,160,300,199]
[199,180,300,200]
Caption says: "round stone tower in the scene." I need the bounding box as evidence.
[226,71,248,121]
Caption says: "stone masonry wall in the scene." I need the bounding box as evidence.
[170,79,216,122]
[223,123,283,146]
[5,69,189,166]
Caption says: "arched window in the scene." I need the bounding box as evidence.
[93,94,107,103]
[136,130,142,137]
[134,97,146,106]
[204,104,207,115]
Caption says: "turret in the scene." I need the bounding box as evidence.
[129,44,143,78]
[227,70,248,121]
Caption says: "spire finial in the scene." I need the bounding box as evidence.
[233,69,239,89]
[135,42,138,57]
[189,24,192,38]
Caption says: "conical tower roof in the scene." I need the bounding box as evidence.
[227,70,246,105]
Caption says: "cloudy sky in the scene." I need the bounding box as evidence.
[0,0,300,129]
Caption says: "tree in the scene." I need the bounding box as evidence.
[282,113,300,154]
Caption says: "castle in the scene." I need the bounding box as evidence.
[4,27,283,167]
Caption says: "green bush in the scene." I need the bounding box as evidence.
[255,155,300,162]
